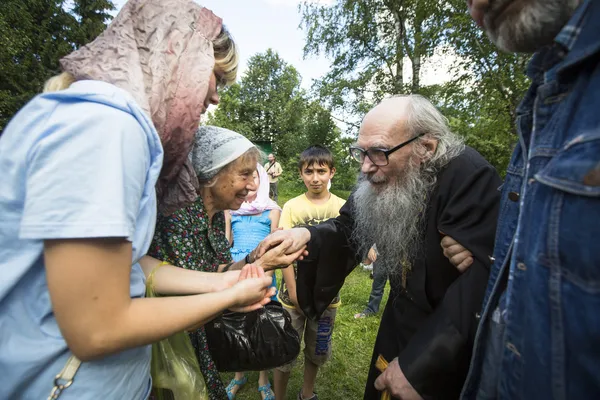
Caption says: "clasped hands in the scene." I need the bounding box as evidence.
[251,227,311,271]
[224,228,311,312]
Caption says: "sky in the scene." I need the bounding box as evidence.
[111,0,334,90]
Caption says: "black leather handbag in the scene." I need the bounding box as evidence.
[204,301,300,372]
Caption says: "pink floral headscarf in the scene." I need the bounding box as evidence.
[60,0,223,214]
[231,163,281,216]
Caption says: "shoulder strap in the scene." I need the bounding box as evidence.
[48,355,82,400]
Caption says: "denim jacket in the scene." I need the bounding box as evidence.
[462,1,600,399]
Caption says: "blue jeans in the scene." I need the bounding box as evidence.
[364,262,386,314]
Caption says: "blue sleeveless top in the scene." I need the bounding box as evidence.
[230,210,277,298]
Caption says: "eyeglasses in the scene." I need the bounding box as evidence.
[349,133,424,166]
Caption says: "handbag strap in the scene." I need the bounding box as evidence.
[48,355,82,400]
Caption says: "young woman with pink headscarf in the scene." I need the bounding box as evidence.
[224,163,282,399]
[0,1,274,398]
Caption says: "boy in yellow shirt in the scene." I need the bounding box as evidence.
[274,145,346,400]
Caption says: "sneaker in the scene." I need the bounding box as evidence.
[354,311,375,319]
[298,390,318,400]
[362,263,373,272]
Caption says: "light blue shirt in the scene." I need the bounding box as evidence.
[0,80,163,398]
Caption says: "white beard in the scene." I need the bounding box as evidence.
[352,163,437,277]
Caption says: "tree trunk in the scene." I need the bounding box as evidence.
[391,8,404,93]
[411,18,422,93]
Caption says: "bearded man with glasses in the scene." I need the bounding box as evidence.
[257,94,501,399]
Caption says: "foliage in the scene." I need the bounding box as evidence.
[299,0,445,123]
[72,0,115,47]
[207,49,359,190]
[0,0,114,133]
[299,0,530,175]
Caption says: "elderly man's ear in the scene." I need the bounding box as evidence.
[420,137,438,162]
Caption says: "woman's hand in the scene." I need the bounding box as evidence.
[214,270,242,292]
[254,228,311,260]
[255,240,307,271]
[228,264,275,312]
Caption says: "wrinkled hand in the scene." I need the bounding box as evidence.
[440,234,473,273]
[254,228,311,260]
[374,358,423,400]
[229,264,275,312]
[255,240,307,271]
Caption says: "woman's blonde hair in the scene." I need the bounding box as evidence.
[43,71,75,93]
[213,25,239,86]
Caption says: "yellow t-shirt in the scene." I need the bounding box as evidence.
[277,193,346,308]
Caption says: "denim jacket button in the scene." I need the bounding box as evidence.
[475,312,481,320]
[508,192,520,202]
[488,255,495,264]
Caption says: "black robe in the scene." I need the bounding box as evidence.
[296,147,501,399]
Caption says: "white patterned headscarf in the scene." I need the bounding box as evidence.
[191,126,255,181]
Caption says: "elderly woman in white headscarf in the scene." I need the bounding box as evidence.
[148,126,303,399]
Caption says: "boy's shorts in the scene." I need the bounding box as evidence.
[275,306,337,373]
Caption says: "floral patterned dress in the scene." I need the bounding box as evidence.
[149,196,231,400]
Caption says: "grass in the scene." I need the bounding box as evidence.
[221,185,388,399]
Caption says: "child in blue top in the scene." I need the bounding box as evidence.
[225,163,281,400]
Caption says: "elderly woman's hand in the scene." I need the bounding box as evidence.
[254,240,308,271]
[228,264,275,312]
[253,228,311,260]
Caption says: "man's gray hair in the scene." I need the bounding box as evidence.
[392,94,465,170]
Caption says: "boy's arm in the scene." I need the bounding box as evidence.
[224,211,232,245]
[269,209,281,233]
[281,264,298,307]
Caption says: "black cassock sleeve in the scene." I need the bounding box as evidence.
[398,160,501,396]
[296,196,360,320]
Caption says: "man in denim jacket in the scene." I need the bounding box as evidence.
[458,0,600,398]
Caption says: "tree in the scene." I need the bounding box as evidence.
[300,0,444,122]
[207,49,306,155]
[299,0,530,174]
[72,0,115,47]
[435,1,530,173]
[207,49,358,190]
[0,0,114,133]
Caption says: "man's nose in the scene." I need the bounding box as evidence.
[361,156,378,175]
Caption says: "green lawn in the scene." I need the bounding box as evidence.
[221,185,387,399]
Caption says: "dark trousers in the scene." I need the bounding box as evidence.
[364,262,387,314]
[269,181,278,202]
